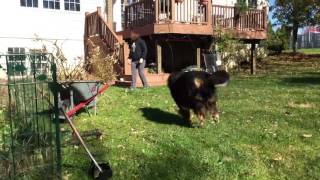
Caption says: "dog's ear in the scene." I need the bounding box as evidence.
[209,70,230,87]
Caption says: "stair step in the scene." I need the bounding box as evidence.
[114,80,131,87]
[116,73,170,87]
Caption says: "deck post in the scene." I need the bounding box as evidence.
[106,0,113,28]
[207,0,212,25]
[263,7,268,30]
[196,48,201,68]
[156,43,162,74]
[123,43,131,75]
[250,43,256,75]
[155,0,159,23]
[97,6,101,15]
[170,0,175,23]
[84,12,90,62]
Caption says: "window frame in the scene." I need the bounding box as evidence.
[20,0,39,8]
[43,0,60,10]
[64,0,80,11]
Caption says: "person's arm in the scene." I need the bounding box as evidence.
[140,39,147,60]
[128,44,132,64]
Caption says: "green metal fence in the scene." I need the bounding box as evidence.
[0,53,61,179]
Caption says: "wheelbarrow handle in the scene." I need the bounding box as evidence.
[60,109,103,173]
[67,84,109,117]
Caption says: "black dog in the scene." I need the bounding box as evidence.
[168,69,229,127]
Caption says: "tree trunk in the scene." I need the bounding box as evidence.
[292,23,299,53]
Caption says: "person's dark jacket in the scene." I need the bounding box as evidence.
[129,38,147,62]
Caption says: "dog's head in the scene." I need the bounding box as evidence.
[208,70,230,87]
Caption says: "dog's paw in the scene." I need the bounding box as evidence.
[213,113,220,123]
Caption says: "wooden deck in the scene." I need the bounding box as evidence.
[84,4,267,87]
[119,1,268,40]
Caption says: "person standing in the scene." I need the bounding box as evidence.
[128,31,149,89]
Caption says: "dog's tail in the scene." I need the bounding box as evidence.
[210,70,230,87]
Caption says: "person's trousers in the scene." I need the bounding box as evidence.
[131,60,149,88]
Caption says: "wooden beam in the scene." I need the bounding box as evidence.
[196,48,201,68]
[250,43,256,75]
[156,43,162,74]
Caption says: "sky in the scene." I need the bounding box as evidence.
[268,0,276,24]
[268,0,305,34]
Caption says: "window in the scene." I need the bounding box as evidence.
[7,47,26,63]
[43,0,60,9]
[7,48,27,75]
[64,0,80,11]
[20,0,38,7]
[8,47,25,55]
[29,49,49,75]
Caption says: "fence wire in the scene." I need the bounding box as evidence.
[0,53,61,179]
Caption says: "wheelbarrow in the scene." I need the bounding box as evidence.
[56,80,104,120]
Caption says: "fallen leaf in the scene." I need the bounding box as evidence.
[272,155,283,161]
[302,134,312,138]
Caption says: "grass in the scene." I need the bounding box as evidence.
[62,55,320,180]
[284,48,320,55]
[299,48,320,55]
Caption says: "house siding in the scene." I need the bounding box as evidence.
[0,0,105,69]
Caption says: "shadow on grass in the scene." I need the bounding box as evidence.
[282,76,320,85]
[140,107,189,127]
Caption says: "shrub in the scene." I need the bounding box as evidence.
[35,35,119,82]
[211,29,247,71]
[265,40,285,54]
[86,40,119,83]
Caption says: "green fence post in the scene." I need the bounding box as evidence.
[51,62,62,179]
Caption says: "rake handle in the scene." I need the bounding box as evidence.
[37,85,106,172]
[60,109,103,172]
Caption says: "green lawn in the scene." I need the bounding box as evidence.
[284,48,320,55]
[62,56,320,180]
[299,48,320,55]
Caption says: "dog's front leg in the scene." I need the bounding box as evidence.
[178,106,192,126]
[211,101,220,123]
[197,112,205,127]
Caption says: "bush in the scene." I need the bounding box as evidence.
[86,39,120,83]
[265,40,285,54]
[211,29,254,71]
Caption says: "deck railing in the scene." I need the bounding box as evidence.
[124,0,155,28]
[84,8,127,75]
[123,1,267,32]
[124,0,208,29]
[212,5,266,31]
[173,0,208,23]
[85,9,122,50]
